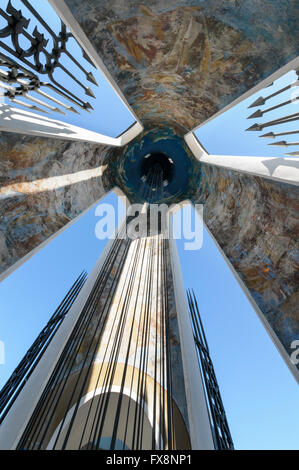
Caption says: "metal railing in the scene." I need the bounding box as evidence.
[0,0,98,116]
[246,68,299,156]
[187,289,234,450]
[0,270,87,424]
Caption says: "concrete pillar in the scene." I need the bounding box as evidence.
[191,164,299,383]
[0,227,192,449]
[168,218,215,450]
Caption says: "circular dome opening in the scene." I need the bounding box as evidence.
[140,152,174,186]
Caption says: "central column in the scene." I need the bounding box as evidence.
[5,159,215,451]
[17,221,191,450]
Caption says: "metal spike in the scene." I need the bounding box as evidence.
[248,97,298,119]
[84,101,94,111]
[261,130,299,138]
[284,151,299,156]
[69,106,80,114]
[246,123,263,131]
[35,87,79,114]
[269,140,288,147]
[259,132,275,138]
[53,107,65,115]
[248,80,299,109]
[246,113,299,131]
[30,105,48,114]
[82,49,94,67]
[44,82,90,111]
[35,90,66,108]
[85,87,96,98]
[10,98,49,114]
[21,92,66,115]
[248,109,263,119]
[269,140,299,147]
[86,71,98,86]
[248,96,265,108]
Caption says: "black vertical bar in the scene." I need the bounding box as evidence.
[0,271,87,424]
[187,289,234,450]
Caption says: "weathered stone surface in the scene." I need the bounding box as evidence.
[65,0,298,131]
[192,163,299,369]
[0,132,113,277]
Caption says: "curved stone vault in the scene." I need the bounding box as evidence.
[0,0,298,382]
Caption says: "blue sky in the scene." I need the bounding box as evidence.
[0,0,298,451]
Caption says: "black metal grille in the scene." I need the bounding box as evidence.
[0,0,98,115]
[0,270,87,424]
[187,289,234,450]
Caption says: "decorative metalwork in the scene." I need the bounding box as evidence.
[246,68,299,154]
[0,0,98,115]
[247,111,299,131]
[187,289,234,450]
[17,228,179,450]
[0,271,87,425]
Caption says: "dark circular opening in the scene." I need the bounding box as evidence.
[140,152,174,186]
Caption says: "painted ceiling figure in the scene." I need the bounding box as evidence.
[0,0,298,449]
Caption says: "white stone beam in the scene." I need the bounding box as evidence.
[168,216,215,450]
[185,132,299,186]
[0,104,143,146]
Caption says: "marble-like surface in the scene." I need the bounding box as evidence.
[193,163,299,369]
[0,132,113,276]
[65,0,298,131]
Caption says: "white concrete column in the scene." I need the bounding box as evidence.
[168,217,215,450]
[185,132,299,186]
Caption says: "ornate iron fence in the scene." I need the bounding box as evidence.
[0,0,98,116]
